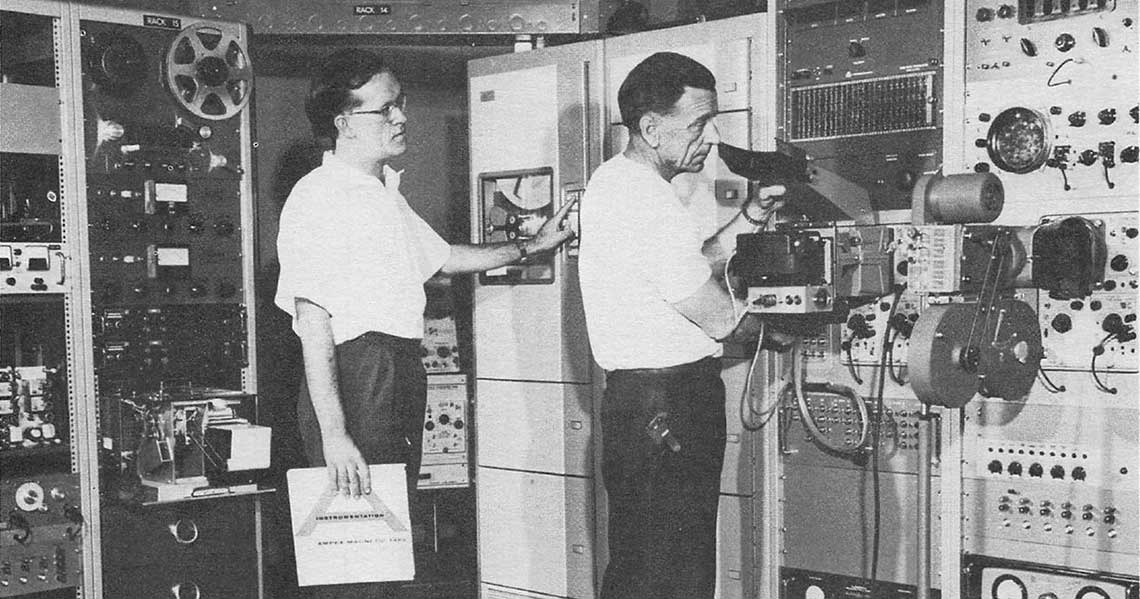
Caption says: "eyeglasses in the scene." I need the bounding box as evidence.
[347,94,407,122]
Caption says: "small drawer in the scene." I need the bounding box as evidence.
[103,558,260,599]
[101,498,257,567]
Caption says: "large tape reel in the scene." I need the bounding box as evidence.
[164,24,252,120]
[910,299,1042,408]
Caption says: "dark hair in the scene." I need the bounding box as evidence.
[305,49,395,141]
[618,52,716,135]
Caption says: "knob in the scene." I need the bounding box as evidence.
[1104,514,1116,524]
[1040,507,1053,516]
[1079,149,1099,165]
[997,4,1016,18]
[1110,254,1129,271]
[1068,111,1087,126]
[813,288,831,308]
[976,7,994,20]
[1072,466,1086,480]
[424,421,435,431]
[1051,314,1073,333]
[1061,510,1073,519]
[1007,461,1023,475]
[63,505,83,525]
[1082,511,1094,520]
[1018,506,1031,514]
[1098,108,1117,125]
[1055,33,1076,52]
[1029,463,1044,477]
[1020,38,1038,56]
[1092,26,1109,47]
[438,414,451,425]
[1051,464,1065,479]
[1121,146,1139,163]
[988,460,1003,474]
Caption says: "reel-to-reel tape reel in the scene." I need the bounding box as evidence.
[85,20,252,120]
[164,23,252,120]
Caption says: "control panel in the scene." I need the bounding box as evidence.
[0,473,84,597]
[964,396,1138,573]
[418,374,470,490]
[963,556,1138,599]
[78,14,254,398]
[961,0,1138,205]
[782,0,944,212]
[1,366,66,452]
[784,395,938,473]
[1038,211,1138,372]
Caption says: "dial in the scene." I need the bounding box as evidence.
[991,574,1028,599]
[987,107,1051,174]
[1076,586,1111,599]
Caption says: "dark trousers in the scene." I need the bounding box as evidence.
[599,356,726,599]
[296,331,427,599]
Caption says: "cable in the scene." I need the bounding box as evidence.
[843,340,864,384]
[791,344,871,454]
[886,328,907,386]
[1091,333,1118,394]
[739,320,785,431]
[870,286,904,584]
[1037,366,1066,393]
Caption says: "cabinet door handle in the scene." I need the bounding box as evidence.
[170,581,201,599]
[55,251,66,285]
[168,518,199,544]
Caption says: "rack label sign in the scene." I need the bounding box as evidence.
[354,5,392,15]
[143,15,182,30]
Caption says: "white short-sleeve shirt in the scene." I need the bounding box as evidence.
[578,153,720,370]
[275,151,451,344]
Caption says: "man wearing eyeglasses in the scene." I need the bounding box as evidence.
[275,49,575,598]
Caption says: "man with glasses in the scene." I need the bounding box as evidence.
[578,52,785,599]
[275,48,575,598]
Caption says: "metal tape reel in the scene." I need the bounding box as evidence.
[911,299,1042,408]
[909,302,981,408]
[164,24,253,120]
[976,298,1042,401]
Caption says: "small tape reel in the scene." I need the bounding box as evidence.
[164,24,253,120]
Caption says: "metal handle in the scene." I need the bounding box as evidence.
[171,582,201,599]
[168,518,199,544]
[55,251,66,285]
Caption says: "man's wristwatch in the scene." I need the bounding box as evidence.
[514,239,529,263]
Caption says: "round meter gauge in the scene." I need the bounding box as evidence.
[991,574,1028,599]
[986,107,1051,174]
